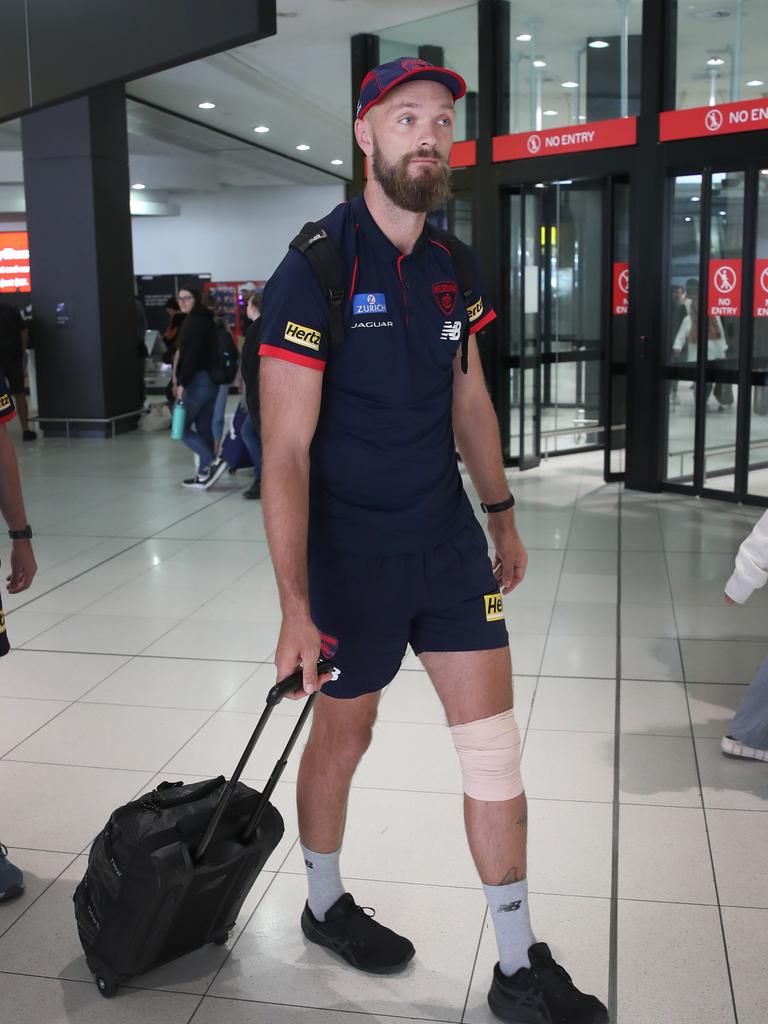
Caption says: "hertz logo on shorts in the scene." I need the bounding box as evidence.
[0,393,11,413]
[484,593,504,622]
[284,321,321,351]
[0,609,6,633]
[467,298,484,323]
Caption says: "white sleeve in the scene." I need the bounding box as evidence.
[673,316,690,351]
[725,509,768,603]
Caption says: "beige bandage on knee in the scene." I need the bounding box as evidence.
[450,708,524,801]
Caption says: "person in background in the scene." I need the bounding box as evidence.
[0,302,36,441]
[240,294,262,499]
[162,297,185,412]
[203,294,231,457]
[722,508,768,763]
[174,288,228,490]
[0,378,38,901]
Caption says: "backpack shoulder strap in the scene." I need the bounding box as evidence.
[430,226,477,374]
[289,222,346,354]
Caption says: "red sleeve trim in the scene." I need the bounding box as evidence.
[469,309,497,335]
[259,344,326,372]
[0,410,17,425]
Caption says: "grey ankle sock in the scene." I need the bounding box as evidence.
[483,878,536,976]
[301,843,344,922]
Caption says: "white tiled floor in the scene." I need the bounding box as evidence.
[1,428,767,1022]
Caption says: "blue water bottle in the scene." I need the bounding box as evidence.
[171,400,186,440]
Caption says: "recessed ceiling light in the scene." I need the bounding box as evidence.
[253,125,270,133]
[533,59,547,68]
[516,33,532,42]
[131,183,146,190]
[561,81,579,88]
[543,109,558,116]
[589,40,610,48]
[331,159,344,165]
[707,57,725,66]
[747,80,764,86]
[685,216,692,222]
[762,169,768,175]
[535,183,545,188]
[691,196,700,202]
[198,101,216,110]
[719,210,727,215]
[296,144,310,151]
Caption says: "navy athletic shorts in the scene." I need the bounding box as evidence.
[308,518,509,700]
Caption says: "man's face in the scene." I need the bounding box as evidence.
[361,80,455,213]
[673,286,685,304]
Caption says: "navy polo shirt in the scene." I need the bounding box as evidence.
[260,193,496,555]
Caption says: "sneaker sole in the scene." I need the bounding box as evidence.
[0,883,25,903]
[721,737,768,762]
[300,912,415,975]
[488,984,609,1024]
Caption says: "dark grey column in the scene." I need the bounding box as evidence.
[21,84,140,436]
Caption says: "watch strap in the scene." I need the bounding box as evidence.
[8,525,33,540]
[480,495,515,514]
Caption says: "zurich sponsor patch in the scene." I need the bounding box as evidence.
[353,292,387,315]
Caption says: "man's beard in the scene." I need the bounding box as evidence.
[371,140,452,213]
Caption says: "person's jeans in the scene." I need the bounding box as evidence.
[731,654,768,749]
[241,412,263,479]
[181,371,217,473]
[212,383,229,449]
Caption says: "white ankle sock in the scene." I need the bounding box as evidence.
[301,843,344,922]
[483,878,536,976]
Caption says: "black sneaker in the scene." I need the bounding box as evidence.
[182,471,210,490]
[488,943,608,1024]
[243,479,261,500]
[22,430,37,441]
[203,458,229,490]
[300,893,415,975]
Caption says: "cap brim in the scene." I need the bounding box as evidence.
[358,66,467,121]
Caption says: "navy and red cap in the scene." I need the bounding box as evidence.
[356,57,466,120]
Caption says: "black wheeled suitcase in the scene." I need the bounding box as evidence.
[73,664,331,998]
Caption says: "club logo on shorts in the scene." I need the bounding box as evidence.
[284,321,321,351]
[467,297,484,323]
[0,609,6,633]
[484,593,504,622]
[320,633,338,660]
[433,281,457,315]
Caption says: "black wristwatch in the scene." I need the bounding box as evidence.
[8,525,33,540]
[480,495,515,514]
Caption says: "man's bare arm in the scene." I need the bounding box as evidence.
[452,336,528,593]
[259,356,330,693]
[0,424,37,593]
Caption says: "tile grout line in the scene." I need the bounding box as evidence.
[663,534,740,1024]
[607,481,624,1024]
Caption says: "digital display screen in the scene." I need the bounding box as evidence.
[0,232,31,293]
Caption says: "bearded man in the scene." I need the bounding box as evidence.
[257,58,608,1024]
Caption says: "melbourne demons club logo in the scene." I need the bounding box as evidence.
[527,134,542,154]
[618,268,629,295]
[320,633,338,660]
[705,108,723,132]
[761,267,768,294]
[714,265,737,293]
[433,281,458,315]
[400,58,430,73]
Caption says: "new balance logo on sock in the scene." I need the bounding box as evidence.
[498,900,522,913]
[305,859,314,870]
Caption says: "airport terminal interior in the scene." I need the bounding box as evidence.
[2,2,768,1023]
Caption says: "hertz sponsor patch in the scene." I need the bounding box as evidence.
[467,298,484,323]
[0,393,12,414]
[484,593,504,622]
[284,321,321,351]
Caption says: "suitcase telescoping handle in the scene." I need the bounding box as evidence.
[195,661,334,861]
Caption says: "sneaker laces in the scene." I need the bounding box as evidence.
[530,957,575,993]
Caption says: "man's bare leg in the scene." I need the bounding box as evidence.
[13,393,30,434]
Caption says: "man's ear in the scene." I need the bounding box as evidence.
[354,116,374,157]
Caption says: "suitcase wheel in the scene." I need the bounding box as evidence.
[96,974,117,998]
[213,932,230,946]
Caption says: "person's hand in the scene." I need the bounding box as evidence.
[275,614,335,699]
[724,593,736,606]
[7,539,37,594]
[175,384,184,401]
[488,517,528,594]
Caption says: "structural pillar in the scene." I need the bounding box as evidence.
[21,83,140,436]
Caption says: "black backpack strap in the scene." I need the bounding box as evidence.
[289,222,346,354]
[431,226,477,374]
